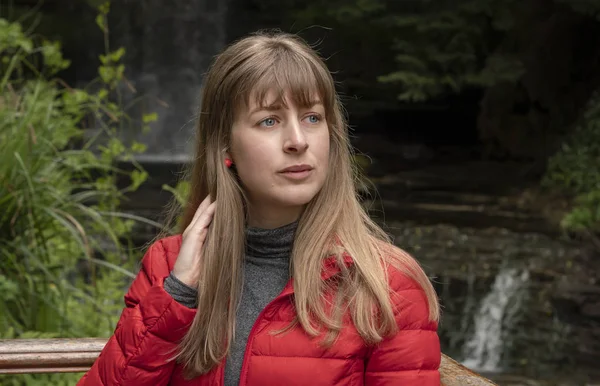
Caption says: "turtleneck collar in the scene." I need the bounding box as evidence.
[245,221,298,259]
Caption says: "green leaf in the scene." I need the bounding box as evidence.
[0,275,20,301]
[130,169,148,191]
[95,14,105,30]
[41,40,71,73]
[162,181,190,206]
[115,64,125,80]
[97,88,108,99]
[109,47,126,62]
[142,112,158,123]
[108,138,125,156]
[131,141,147,153]
[98,1,111,15]
[98,65,113,84]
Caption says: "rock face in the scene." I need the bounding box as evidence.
[551,245,600,371]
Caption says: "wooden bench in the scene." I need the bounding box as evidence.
[0,338,497,385]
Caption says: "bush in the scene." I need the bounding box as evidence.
[0,2,158,384]
[543,94,600,234]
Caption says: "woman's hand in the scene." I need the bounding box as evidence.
[171,195,216,287]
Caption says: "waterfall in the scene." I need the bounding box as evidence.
[108,0,229,161]
[461,267,530,372]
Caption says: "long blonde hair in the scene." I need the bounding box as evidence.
[164,30,439,377]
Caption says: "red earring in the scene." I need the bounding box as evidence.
[225,158,233,168]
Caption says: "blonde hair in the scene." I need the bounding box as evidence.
[163,30,439,378]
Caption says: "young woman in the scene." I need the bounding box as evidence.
[78,30,441,386]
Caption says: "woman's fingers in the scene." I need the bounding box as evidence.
[194,202,216,235]
[190,195,212,226]
[183,195,212,237]
[173,199,215,287]
[197,227,209,246]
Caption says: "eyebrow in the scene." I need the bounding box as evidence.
[249,100,323,116]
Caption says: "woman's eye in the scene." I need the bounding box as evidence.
[260,117,277,127]
[306,114,320,124]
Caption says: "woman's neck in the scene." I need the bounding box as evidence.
[246,204,304,229]
[245,220,298,258]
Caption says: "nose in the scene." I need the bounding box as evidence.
[283,120,309,153]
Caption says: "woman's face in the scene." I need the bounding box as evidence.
[228,89,330,228]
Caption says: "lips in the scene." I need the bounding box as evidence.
[280,164,313,173]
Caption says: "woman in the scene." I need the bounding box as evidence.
[78,30,441,386]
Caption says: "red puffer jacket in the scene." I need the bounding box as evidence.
[78,236,440,385]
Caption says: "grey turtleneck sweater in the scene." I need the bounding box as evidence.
[163,221,296,386]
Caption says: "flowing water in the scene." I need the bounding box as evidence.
[461,267,530,373]
[106,0,229,160]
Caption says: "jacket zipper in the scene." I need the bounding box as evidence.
[234,280,294,385]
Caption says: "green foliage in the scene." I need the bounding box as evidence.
[371,0,600,102]
[162,180,190,232]
[376,0,526,101]
[543,95,600,232]
[0,2,156,383]
[162,180,190,208]
[0,365,82,386]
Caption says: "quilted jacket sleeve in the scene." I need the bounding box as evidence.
[77,239,196,386]
[364,273,441,385]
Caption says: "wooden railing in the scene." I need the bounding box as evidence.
[0,339,497,385]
